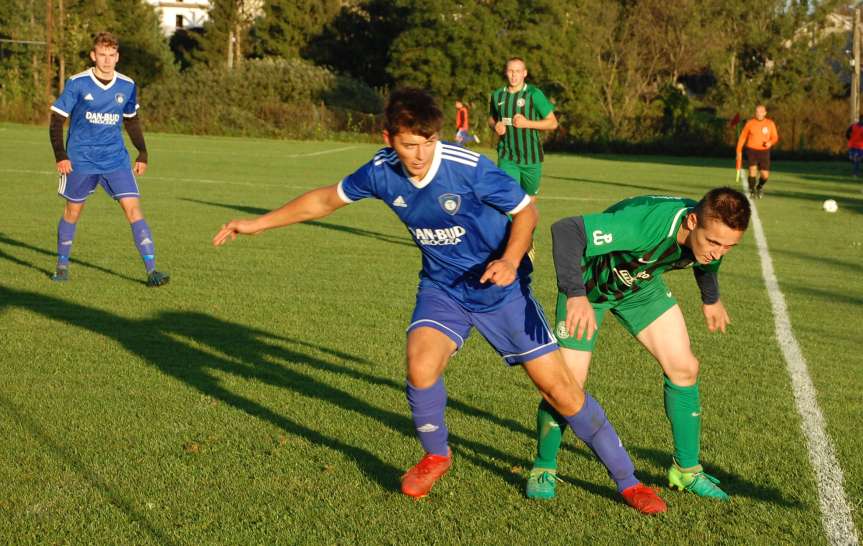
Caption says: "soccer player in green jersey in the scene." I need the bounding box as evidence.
[487,57,558,199]
[526,187,751,502]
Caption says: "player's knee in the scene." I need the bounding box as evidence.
[63,206,82,223]
[666,355,699,386]
[405,352,446,389]
[539,379,583,416]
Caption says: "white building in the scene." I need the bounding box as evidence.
[146,0,211,36]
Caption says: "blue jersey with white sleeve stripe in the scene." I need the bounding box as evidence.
[338,141,532,312]
[51,69,139,174]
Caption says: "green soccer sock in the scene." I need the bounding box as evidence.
[533,399,569,470]
[663,376,702,470]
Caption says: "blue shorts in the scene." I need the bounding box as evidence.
[850,148,863,161]
[58,168,139,203]
[407,284,558,365]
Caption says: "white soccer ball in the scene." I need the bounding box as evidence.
[822,199,838,213]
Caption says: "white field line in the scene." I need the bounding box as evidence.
[747,190,859,546]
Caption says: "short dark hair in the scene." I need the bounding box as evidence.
[384,88,443,138]
[694,187,751,231]
[92,32,119,50]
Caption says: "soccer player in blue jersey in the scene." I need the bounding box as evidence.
[48,32,168,286]
[212,88,665,513]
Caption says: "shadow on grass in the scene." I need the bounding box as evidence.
[543,175,680,196]
[1,286,601,500]
[0,394,178,546]
[181,198,414,248]
[762,188,863,214]
[0,233,143,285]
[628,446,802,508]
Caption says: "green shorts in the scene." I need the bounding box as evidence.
[498,157,543,196]
[554,279,678,352]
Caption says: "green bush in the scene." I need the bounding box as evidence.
[142,57,382,138]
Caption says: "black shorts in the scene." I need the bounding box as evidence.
[745,147,771,171]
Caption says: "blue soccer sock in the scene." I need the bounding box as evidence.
[130,219,156,273]
[564,394,638,492]
[406,378,449,457]
[57,218,77,268]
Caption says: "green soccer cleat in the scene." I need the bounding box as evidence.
[668,462,729,501]
[526,468,561,500]
[146,270,170,287]
[50,267,69,282]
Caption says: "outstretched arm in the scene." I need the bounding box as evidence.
[212,184,348,246]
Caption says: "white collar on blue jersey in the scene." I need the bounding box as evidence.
[88,68,117,91]
[402,140,443,189]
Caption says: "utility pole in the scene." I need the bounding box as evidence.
[852,6,860,123]
[58,0,64,92]
[45,0,53,99]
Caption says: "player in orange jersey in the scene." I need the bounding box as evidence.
[735,105,779,198]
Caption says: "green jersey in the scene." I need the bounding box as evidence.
[488,84,554,165]
[581,196,721,303]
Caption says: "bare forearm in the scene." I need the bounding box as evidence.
[526,115,558,131]
[502,205,537,265]
[250,186,342,232]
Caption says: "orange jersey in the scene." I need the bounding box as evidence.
[848,123,863,149]
[737,118,779,153]
[456,106,469,131]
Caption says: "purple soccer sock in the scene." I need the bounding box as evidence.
[565,394,638,492]
[130,219,156,272]
[406,378,449,457]
[57,218,77,267]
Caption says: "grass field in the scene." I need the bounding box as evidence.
[1,122,861,545]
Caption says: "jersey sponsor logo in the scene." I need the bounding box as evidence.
[410,225,466,246]
[392,195,407,208]
[612,267,651,287]
[84,111,120,125]
[497,100,505,106]
[438,193,461,215]
[115,93,125,104]
[84,93,94,101]
[638,256,658,264]
[555,321,570,340]
[592,230,613,245]
[416,423,439,433]
[502,117,513,126]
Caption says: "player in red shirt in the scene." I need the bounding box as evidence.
[846,115,863,177]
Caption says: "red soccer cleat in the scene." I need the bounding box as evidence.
[400,450,452,498]
[620,483,667,514]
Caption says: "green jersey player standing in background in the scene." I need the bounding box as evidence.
[526,187,751,502]
[488,57,558,200]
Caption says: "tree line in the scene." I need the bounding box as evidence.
[0,0,852,154]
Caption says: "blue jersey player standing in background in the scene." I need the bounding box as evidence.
[48,32,168,287]
[212,88,665,513]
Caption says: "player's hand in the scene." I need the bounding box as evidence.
[565,296,597,340]
[133,161,147,176]
[212,219,262,246]
[702,301,730,333]
[494,121,507,136]
[512,114,528,128]
[480,259,517,286]
[56,160,73,175]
